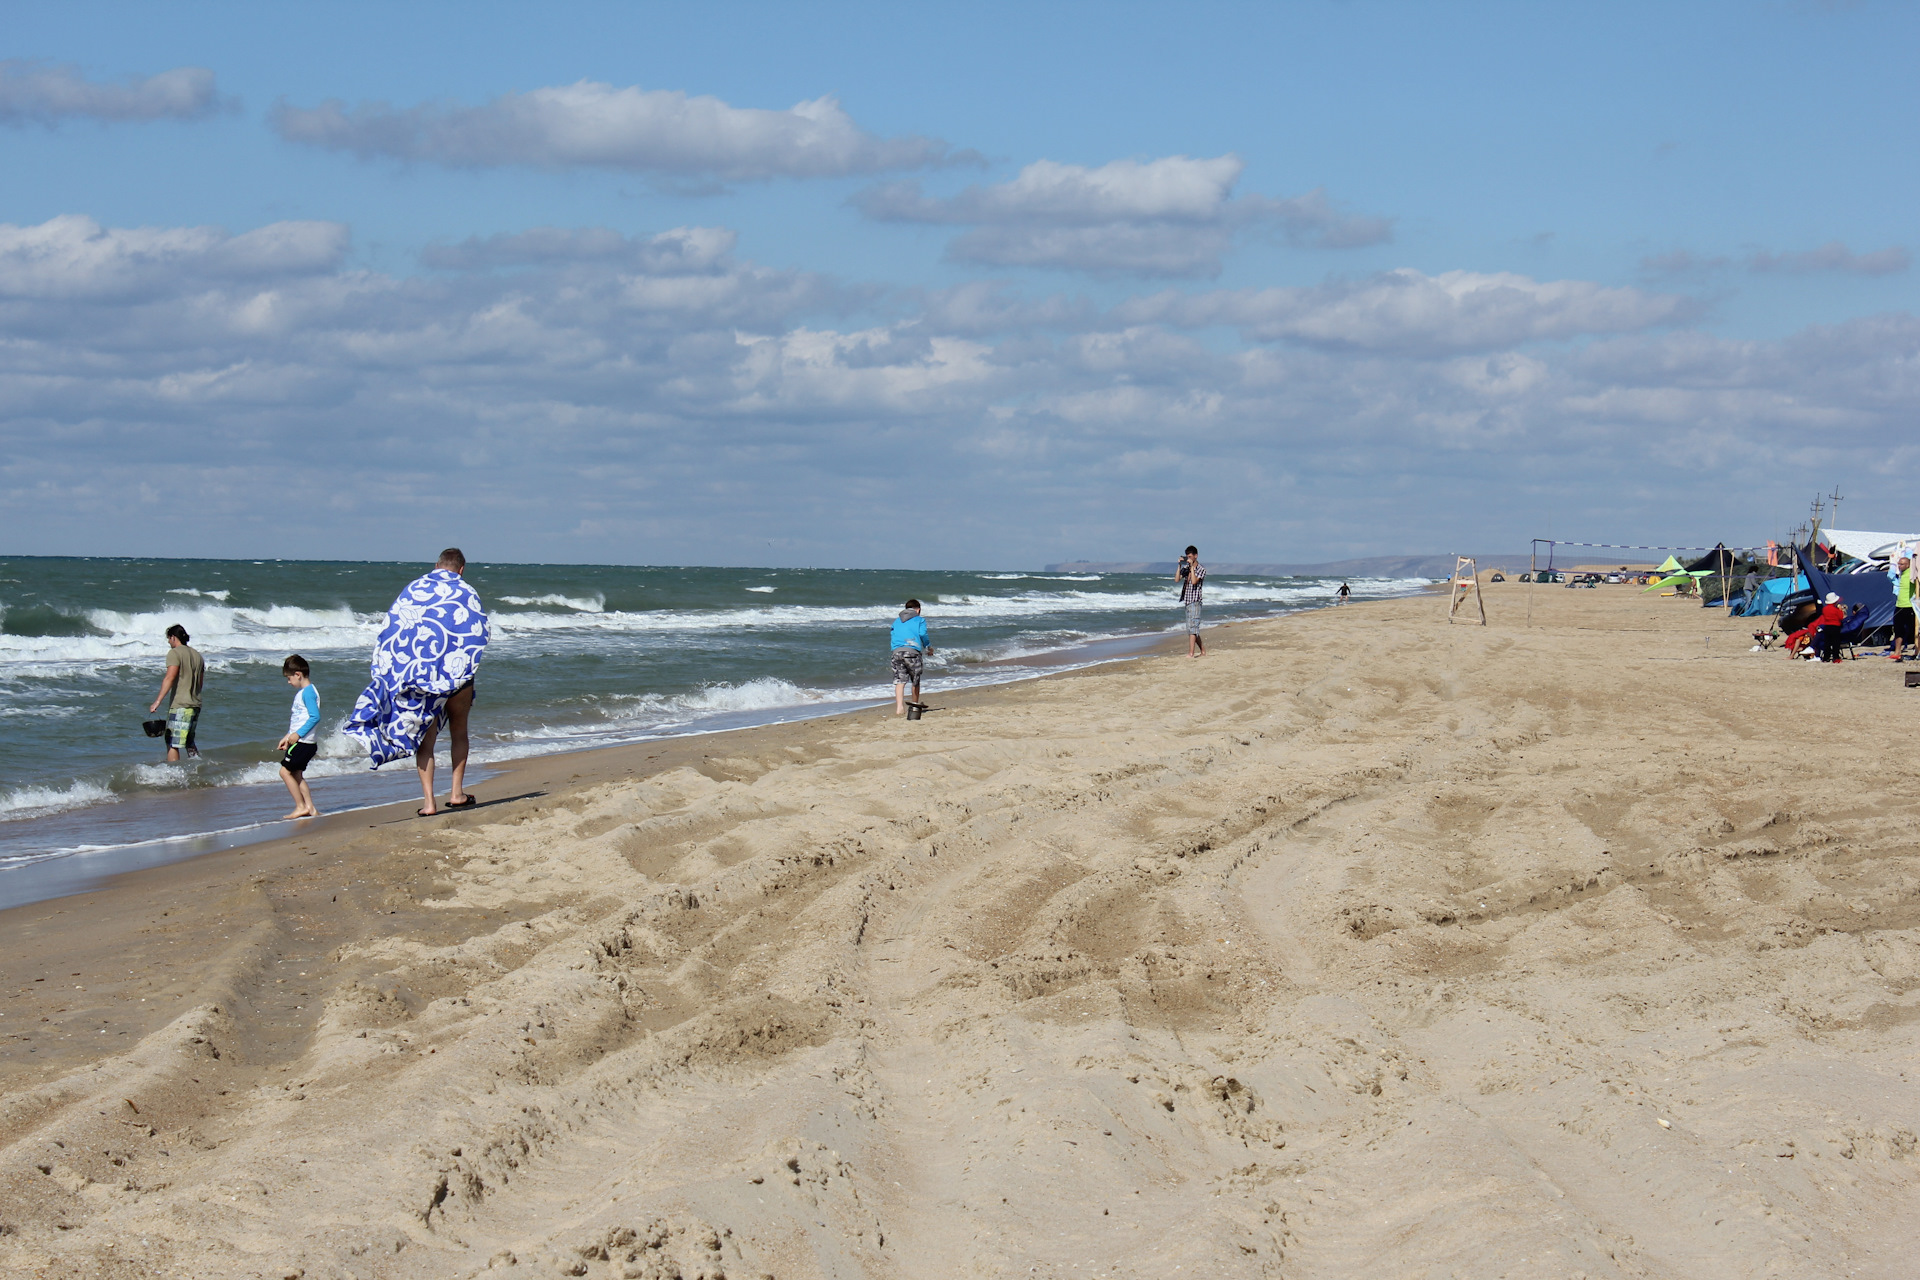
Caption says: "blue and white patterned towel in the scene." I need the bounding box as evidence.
[343,569,490,768]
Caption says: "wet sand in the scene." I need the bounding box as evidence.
[1,585,1916,1279]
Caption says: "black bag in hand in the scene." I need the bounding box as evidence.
[142,718,167,738]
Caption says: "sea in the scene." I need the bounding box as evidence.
[0,558,1427,903]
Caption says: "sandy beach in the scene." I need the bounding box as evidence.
[2,585,1916,1279]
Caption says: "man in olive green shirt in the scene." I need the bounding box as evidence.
[149,624,205,761]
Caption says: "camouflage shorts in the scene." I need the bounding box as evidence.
[890,647,924,685]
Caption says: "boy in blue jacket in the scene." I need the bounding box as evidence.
[890,599,933,716]
[277,654,322,818]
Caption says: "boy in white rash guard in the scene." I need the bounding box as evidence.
[277,654,322,818]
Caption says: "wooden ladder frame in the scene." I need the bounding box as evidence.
[1447,555,1487,626]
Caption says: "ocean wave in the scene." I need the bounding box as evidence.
[976,573,1103,582]
[166,588,232,601]
[0,603,104,639]
[0,576,1418,670]
[0,778,118,821]
[944,630,1091,665]
[0,703,84,720]
[498,593,605,612]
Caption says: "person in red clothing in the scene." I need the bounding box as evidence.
[1812,592,1847,663]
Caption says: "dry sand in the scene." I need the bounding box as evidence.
[2,585,1916,1279]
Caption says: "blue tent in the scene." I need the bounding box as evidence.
[1803,557,1896,632]
[1733,576,1801,617]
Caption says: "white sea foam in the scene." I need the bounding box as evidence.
[166,588,232,601]
[745,586,777,593]
[0,602,383,666]
[0,779,118,821]
[977,573,1103,582]
[498,593,605,612]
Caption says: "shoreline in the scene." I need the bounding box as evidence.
[0,606,1297,909]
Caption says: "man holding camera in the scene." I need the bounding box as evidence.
[1176,545,1205,658]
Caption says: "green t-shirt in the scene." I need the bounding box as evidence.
[166,643,205,709]
[1899,569,1916,609]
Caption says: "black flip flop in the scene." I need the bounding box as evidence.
[416,808,437,817]
[447,795,478,809]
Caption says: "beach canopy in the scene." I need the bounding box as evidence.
[1685,543,1738,574]
[1802,555,1896,633]
[1655,554,1684,573]
[1642,573,1691,592]
[1820,528,1920,562]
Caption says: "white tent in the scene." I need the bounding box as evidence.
[1820,528,1920,561]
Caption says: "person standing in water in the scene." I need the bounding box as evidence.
[343,548,490,815]
[1176,546,1205,657]
[1337,582,1351,604]
[148,624,205,762]
[890,598,932,716]
[276,654,322,819]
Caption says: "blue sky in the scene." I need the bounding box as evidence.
[3,1,1916,566]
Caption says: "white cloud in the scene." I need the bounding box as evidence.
[946,224,1239,277]
[4,212,1919,566]
[0,215,348,300]
[856,155,1391,277]
[0,60,230,124]
[1747,241,1909,276]
[271,83,965,180]
[1112,269,1696,353]
[863,156,1246,224]
[421,226,739,272]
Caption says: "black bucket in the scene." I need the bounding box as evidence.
[905,702,924,721]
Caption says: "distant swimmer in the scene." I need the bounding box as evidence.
[1176,546,1205,657]
[343,548,490,816]
[1337,582,1351,604]
[890,598,933,717]
[148,623,205,762]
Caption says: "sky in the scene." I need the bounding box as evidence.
[3,1,1917,568]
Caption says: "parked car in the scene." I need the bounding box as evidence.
[1565,572,1601,588]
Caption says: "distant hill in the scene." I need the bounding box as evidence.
[1044,554,1527,578]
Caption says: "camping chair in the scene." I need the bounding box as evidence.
[1835,615,1881,661]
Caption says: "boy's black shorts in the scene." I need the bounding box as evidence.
[1896,606,1915,643]
[281,742,318,776]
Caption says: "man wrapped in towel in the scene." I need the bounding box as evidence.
[344,548,489,815]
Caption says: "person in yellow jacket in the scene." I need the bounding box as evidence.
[1890,554,1916,662]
